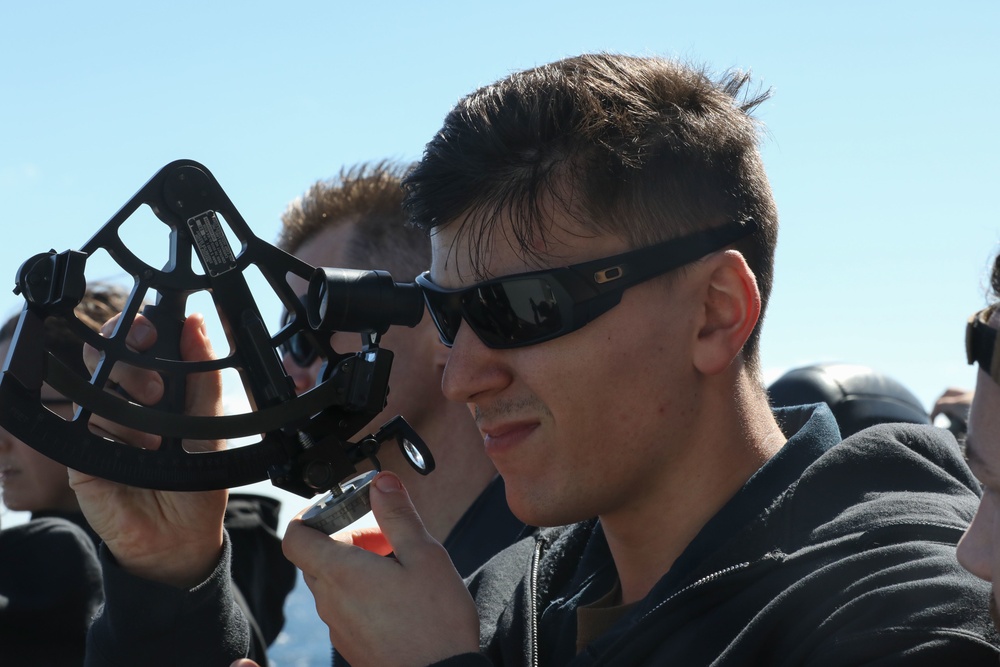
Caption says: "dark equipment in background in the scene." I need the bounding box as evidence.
[768,362,931,438]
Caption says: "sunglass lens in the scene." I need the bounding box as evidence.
[289,331,319,367]
[423,291,463,346]
[464,278,563,347]
[280,296,321,367]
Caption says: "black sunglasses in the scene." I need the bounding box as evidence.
[280,295,320,368]
[967,307,1000,385]
[416,218,758,350]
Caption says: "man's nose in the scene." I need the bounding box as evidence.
[440,322,512,405]
[282,353,318,395]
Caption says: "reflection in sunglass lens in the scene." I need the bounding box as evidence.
[463,278,562,346]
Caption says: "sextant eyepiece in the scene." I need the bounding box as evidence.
[307,268,424,335]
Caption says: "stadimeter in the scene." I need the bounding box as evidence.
[0,160,434,534]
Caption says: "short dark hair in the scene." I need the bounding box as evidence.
[0,282,129,377]
[277,160,430,281]
[403,53,778,378]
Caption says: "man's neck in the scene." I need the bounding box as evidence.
[601,377,786,605]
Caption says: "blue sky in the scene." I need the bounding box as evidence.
[2,2,998,527]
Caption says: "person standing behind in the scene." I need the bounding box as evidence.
[275,161,524,576]
[0,283,125,544]
[957,250,1000,626]
[0,512,102,666]
[0,285,118,665]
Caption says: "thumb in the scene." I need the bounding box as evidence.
[369,471,436,564]
[180,313,222,403]
[230,661,260,667]
[179,314,224,454]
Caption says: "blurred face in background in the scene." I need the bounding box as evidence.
[956,307,1000,628]
[0,339,80,514]
[280,225,445,443]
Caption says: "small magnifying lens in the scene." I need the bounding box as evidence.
[401,437,428,471]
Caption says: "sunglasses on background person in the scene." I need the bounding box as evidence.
[416,218,758,350]
[968,306,1000,386]
[280,296,320,368]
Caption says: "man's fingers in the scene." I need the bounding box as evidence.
[368,471,440,566]
[82,313,119,373]
[86,312,164,404]
[283,473,428,573]
[283,473,477,666]
[83,313,224,453]
[85,313,164,448]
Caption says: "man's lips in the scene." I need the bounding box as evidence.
[479,421,539,453]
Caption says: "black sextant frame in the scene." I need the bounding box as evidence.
[0,160,432,499]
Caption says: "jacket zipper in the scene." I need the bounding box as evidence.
[529,539,544,667]
[529,535,754,666]
[640,561,752,623]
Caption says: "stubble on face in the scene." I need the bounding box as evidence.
[473,395,553,429]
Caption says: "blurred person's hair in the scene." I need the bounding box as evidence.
[277,160,429,281]
[403,53,778,379]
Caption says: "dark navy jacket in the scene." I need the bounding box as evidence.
[447,405,999,665]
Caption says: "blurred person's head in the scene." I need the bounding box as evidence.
[276,161,444,431]
[277,162,496,540]
[0,283,128,514]
[277,160,429,388]
[956,250,1000,627]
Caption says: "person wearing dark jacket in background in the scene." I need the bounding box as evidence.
[74,53,999,666]
[957,249,1000,628]
[0,514,102,666]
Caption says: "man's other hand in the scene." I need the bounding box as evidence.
[70,313,228,589]
[283,471,480,667]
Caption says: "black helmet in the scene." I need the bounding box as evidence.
[768,363,930,438]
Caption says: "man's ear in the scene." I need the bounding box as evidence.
[692,250,761,376]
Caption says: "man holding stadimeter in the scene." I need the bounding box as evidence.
[76,54,998,666]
